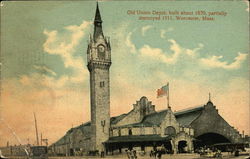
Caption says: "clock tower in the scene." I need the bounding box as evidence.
[87,2,111,151]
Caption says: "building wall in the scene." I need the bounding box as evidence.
[49,100,242,155]
[49,127,92,156]
[111,126,161,136]
[172,131,194,153]
[191,101,243,143]
[89,66,110,151]
[160,109,180,137]
[0,145,29,156]
[114,97,156,127]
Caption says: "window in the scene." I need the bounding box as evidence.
[181,127,184,132]
[128,128,132,135]
[153,126,157,134]
[100,81,105,87]
[164,126,176,136]
[118,129,121,136]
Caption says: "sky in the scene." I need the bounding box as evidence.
[0,1,249,146]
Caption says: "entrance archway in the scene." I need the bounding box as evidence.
[195,132,231,149]
[178,140,187,153]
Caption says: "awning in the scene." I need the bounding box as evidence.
[105,135,171,144]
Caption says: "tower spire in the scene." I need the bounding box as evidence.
[94,2,102,23]
[94,2,104,41]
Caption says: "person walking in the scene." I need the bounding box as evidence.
[125,150,131,159]
[156,150,162,159]
[133,150,137,159]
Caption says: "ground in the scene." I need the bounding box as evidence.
[48,153,249,159]
[6,153,250,159]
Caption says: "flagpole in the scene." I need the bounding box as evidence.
[167,82,170,109]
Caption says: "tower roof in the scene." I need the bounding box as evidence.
[93,2,104,41]
[94,2,102,23]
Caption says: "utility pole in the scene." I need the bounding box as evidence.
[33,112,39,146]
[41,133,43,146]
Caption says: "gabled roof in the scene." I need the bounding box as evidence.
[51,114,131,146]
[174,106,204,126]
[174,106,204,116]
[111,113,129,125]
[140,106,204,127]
[141,109,169,126]
[51,122,91,146]
[51,105,205,146]
[111,106,204,128]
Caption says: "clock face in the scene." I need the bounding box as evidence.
[98,45,105,53]
[97,45,105,59]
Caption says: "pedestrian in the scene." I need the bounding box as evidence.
[157,150,162,159]
[154,150,157,159]
[125,149,131,159]
[150,150,153,157]
[156,150,162,159]
[100,150,105,158]
[133,150,137,159]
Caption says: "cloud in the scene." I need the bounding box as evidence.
[43,20,91,83]
[139,44,178,64]
[125,32,137,54]
[139,39,203,64]
[160,27,173,39]
[2,16,94,143]
[128,30,246,71]
[19,73,69,90]
[141,25,152,36]
[200,52,248,70]
[43,21,91,58]
[34,65,57,76]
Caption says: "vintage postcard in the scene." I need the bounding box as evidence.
[0,1,249,159]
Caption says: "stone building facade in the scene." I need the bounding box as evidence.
[49,96,243,156]
[87,2,111,152]
[48,3,244,156]
[0,145,29,156]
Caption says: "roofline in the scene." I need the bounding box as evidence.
[51,104,206,146]
[174,106,204,116]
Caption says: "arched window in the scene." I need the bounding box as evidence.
[164,126,176,136]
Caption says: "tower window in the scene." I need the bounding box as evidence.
[100,81,105,87]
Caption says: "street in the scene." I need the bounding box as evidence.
[48,153,249,159]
